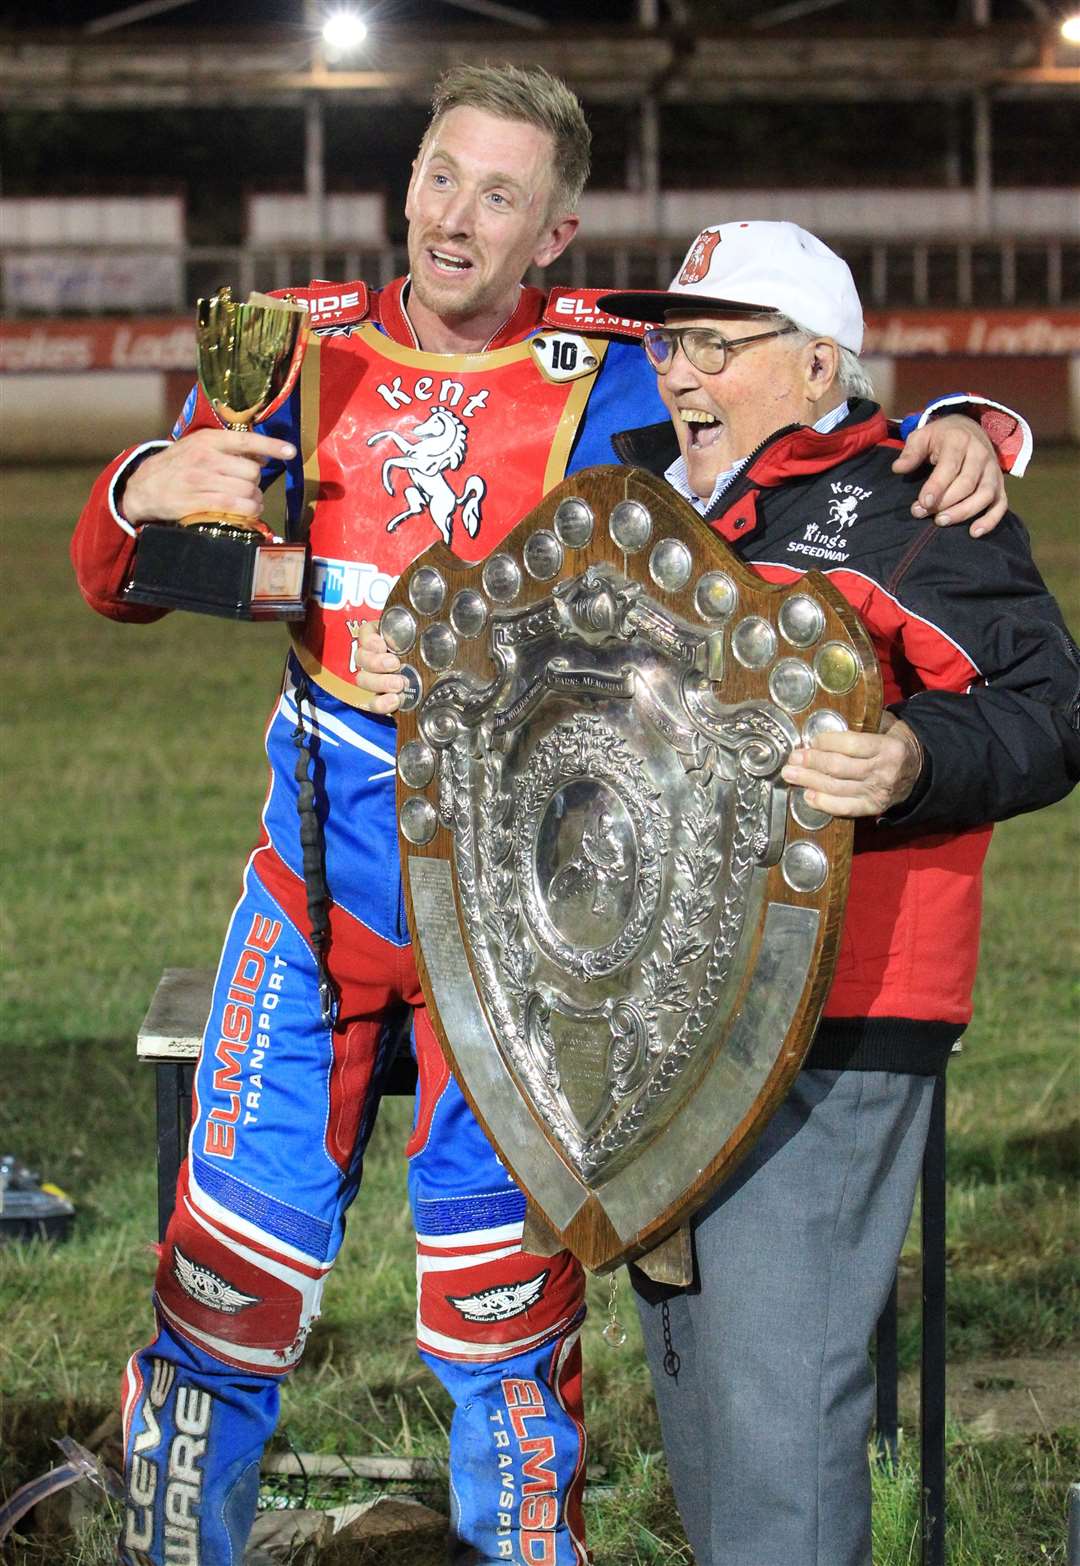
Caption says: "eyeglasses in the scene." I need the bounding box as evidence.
[643,324,796,376]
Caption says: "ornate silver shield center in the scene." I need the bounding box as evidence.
[388,467,881,1271]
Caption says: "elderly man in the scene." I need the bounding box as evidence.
[594,221,1080,1566]
[73,61,1024,1563]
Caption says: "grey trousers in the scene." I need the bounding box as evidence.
[632,1068,936,1566]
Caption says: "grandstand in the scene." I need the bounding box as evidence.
[2,0,1078,453]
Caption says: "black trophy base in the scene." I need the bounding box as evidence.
[125,522,309,621]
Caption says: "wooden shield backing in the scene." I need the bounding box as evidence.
[384,466,882,1273]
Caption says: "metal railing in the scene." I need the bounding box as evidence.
[2,237,1077,317]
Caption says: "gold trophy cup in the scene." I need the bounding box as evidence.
[127,287,310,620]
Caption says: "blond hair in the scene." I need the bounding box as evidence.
[423,63,591,220]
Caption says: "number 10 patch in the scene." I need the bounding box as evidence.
[529,333,601,384]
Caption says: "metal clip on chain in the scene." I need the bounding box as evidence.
[661,1299,681,1380]
[602,1270,628,1348]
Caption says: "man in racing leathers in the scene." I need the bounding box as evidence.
[72,65,1025,1566]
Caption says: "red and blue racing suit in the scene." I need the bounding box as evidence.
[71,277,1028,1566]
[74,279,669,1566]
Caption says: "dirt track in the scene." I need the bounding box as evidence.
[901,1349,1080,1438]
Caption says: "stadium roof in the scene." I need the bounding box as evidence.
[12,0,1076,29]
[4,5,1080,110]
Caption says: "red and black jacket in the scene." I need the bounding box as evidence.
[614,400,1080,1071]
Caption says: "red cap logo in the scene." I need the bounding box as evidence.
[678,230,721,287]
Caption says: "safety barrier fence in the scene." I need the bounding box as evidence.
[2,236,1079,317]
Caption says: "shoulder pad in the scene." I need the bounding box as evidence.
[268,281,372,330]
[542,287,646,340]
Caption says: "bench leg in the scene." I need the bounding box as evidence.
[155,1062,194,1243]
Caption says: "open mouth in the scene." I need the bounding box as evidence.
[428,248,474,276]
[680,408,723,448]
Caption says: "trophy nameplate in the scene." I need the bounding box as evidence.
[126,288,309,621]
[385,466,882,1274]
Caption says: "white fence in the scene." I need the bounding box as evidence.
[2,239,1077,315]
[578,189,1080,242]
[2,189,1078,314]
[246,193,388,247]
[1,197,186,312]
[1,195,184,245]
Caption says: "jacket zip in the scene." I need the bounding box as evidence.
[702,423,804,527]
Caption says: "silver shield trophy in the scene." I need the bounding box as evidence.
[385,466,881,1275]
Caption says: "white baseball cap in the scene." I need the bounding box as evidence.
[599,220,864,354]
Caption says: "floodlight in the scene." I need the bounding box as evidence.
[322,9,368,51]
[1061,13,1080,41]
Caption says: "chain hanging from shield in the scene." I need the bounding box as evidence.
[385,466,881,1273]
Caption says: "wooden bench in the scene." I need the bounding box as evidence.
[137,967,949,1566]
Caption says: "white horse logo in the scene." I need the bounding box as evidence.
[367,406,486,546]
[827,494,860,528]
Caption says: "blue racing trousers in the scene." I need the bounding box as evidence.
[119,660,589,1565]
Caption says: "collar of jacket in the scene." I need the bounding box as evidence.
[375,276,549,351]
[612,397,889,507]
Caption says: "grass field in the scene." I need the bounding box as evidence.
[1,456,1078,1563]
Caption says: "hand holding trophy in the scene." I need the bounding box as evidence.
[126,287,310,620]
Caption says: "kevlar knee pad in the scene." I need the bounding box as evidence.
[156,1162,331,1374]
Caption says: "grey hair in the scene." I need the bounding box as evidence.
[777,315,875,400]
